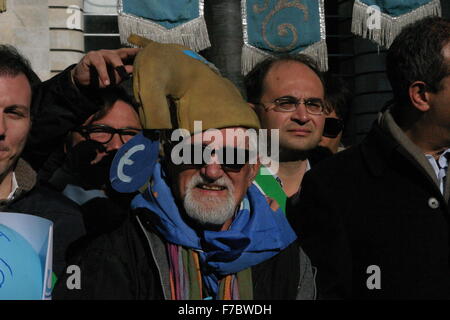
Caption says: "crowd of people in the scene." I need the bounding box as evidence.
[0,15,449,300]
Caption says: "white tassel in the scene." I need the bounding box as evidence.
[351,0,441,48]
[300,39,328,72]
[118,13,211,52]
[241,45,270,75]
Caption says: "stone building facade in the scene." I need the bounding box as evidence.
[0,0,85,80]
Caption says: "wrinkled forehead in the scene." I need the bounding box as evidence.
[187,127,255,149]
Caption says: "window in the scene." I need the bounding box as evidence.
[84,0,121,51]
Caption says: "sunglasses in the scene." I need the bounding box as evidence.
[172,144,253,172]
[323,118,344,138]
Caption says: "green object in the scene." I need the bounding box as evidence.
[52,272,58,290]
[254,166,287,214]
[183,249,202,300]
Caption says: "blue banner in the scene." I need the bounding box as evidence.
[122,0,199,30]
[118,0,210,51]
[351,0,441,48]
[358,0,436,17]
[242,0,327,73]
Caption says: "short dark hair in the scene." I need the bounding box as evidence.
[67,86,140,149]
[0,45,39,87]
[86,86,140,125]
[244,54,325,105]
[324,73,352,122]
[386,16,450,107]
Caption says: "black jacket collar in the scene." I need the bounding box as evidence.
[361,122,442,197]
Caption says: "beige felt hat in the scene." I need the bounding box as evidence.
[129,35,260,133]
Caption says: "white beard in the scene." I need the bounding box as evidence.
[183,173,237,226]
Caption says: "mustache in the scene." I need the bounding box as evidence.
[285,122,314,131]
[186,173,234,192]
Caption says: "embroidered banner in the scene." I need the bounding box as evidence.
[241,0,327,74]
[118,0,210,51]
[351,0,441,48]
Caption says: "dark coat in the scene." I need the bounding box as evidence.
[289,122,450,299]
[24,65,102,176]
[53,208,316,300]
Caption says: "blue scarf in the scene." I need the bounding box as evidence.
[132,162,297,298]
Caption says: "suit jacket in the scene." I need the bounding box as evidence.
[289,121,450,299]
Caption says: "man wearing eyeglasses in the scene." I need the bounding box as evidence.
[46,87,142,235]
[245,55,329,212]
[319,74,352,154]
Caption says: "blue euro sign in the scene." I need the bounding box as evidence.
[110,132,160,193]
[117,144,146,183]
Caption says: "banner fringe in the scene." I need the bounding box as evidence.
[351,0,441,48]
[301,40,328,72]
[241,40,328,75]
[118,13,211,52]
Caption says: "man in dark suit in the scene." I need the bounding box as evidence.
[291,16,450,299]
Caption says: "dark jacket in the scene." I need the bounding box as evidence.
[54,208,316,300]
[2,159,86,277]
[290,112,450,299]
[287,146,333,208]
[24,65,102,176]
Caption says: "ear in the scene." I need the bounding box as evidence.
[247,161,261,187]
[409,81,430,112]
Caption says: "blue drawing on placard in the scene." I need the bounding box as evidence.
[0,224,43,299]
[0,230,11,241]
[0,258,13,289]
[0,231,13,289]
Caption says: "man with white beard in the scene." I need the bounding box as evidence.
[169,128,257,231]
[54,39,316,300]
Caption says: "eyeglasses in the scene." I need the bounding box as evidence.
[75,124,141,144]
[259,96,325,115]
[323,117,344,138]
[173,144,252,172]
